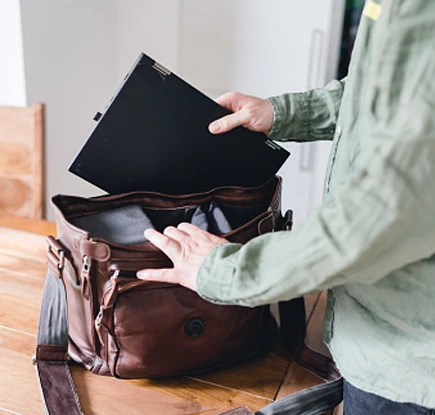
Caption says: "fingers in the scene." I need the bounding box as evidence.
[136,268,179,284]
[144,228,181,259]
[163,225,189,242]
[176,222,203,234]
[209,111,247,134]
[178,222,229,245]
[210,92,245,134]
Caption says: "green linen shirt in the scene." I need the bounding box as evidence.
[197,0,435,408]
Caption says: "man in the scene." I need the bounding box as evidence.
[137,1,435,413]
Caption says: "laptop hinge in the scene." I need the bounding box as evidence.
[152,62,171,77]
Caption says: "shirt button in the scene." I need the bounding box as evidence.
[336,125,342,138]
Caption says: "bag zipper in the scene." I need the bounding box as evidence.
[80,255,91,300]
[95,270,120,347]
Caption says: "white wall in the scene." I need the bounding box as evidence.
[19,0,184,219]
[177,0,344,223]
[0,0,27,106]
[115,0,180,78]
[20,0,119,218]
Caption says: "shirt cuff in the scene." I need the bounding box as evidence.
[196,243,243,305]
[267,93,311,140]
[267,79,346,141]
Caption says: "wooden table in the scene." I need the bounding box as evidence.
[0,214,338,415]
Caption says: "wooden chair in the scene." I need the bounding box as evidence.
[0,103,44,219]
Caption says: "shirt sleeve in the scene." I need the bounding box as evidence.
[267,78,346,142]
[196,52,435,308]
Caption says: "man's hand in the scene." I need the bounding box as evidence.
[136,223,229,292]
[209,92,274,135]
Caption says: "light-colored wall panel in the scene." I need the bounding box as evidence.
[115,0,180,79]
[178,0,344,222]
[0,0,27,106]
[20,0,119,219]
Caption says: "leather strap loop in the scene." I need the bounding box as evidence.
[73,237,111,262]
[258,210,281,235]
[46,235,65,275]
[35,344,69,362]
[46,235,64,259]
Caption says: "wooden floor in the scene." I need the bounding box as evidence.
[0,214,342,415]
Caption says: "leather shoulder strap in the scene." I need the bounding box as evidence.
[34,268,84,415]
[255,378,343,415]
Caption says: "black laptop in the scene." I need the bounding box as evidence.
[69,53,290,195]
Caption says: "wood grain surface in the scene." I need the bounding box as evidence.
[0,104,44,219]
[0,216,336,415]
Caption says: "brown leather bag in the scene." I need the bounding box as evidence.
[34,176,342,414]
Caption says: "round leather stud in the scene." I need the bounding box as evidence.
[184,318,205,338]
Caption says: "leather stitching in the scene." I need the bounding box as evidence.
[73,237,111,261]
[257,211,277,235]
[65,362,84,415]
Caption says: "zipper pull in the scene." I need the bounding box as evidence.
[95,305,105,346]
[101,270,120,309]
[81,255,91,300]
[111,269,119,282]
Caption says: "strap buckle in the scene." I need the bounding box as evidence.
[46,235,65,271]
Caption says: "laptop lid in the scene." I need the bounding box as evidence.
[69,53,290,195]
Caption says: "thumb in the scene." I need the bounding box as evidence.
[209,111,247,134]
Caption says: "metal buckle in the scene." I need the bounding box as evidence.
[46,236,65,271]
[58,250,65,270]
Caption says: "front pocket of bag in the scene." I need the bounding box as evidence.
[105,280,267,378]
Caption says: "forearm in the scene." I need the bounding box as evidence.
[267,78,346,142]
[198,38,435,306]
[197,127,435,307]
